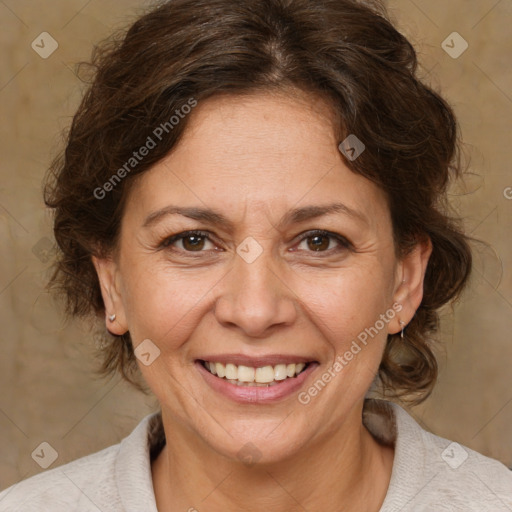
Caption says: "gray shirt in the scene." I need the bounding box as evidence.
[1,399,511,511]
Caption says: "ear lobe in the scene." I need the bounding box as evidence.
[390,238,433,335]
[91,255,128,335]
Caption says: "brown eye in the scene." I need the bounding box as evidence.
[306,234,330,251]
[161,230,218,253]
[182,234,206,251]
[294,230,351,254]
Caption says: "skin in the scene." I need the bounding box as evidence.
[93,90,431,512]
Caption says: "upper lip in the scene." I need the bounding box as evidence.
[197,354,316,367]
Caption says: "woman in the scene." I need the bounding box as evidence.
[1,0,511,510]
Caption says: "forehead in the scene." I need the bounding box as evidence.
[124,91,389,229]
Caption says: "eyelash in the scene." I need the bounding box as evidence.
[159,229,352,255]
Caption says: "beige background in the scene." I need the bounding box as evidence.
[1,0,511,491]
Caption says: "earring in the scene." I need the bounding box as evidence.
[108,313,116,322]
[399,320,405,338]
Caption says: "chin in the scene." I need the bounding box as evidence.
[205,419,310,467]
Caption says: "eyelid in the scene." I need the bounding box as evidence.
[159,230,222,250]
[292,229,353,251]
[159,229,352,254]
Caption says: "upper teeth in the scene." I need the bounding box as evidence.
[205,361,307,384]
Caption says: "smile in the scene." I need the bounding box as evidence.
[201,360,309,387]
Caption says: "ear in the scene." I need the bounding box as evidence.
[91,255,128,335]
[389,237,433,335]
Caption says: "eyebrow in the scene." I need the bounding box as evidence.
[282,203,368,226]
[142,202,368,229]
[143,206,234,229]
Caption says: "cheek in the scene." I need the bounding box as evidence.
[291,266,392,347]
[119,239,396,365]
[120,260,223,348]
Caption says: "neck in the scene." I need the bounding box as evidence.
[152,402,394,512]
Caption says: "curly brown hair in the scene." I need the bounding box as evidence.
[44,0,472,404]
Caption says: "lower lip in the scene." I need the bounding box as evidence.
[196,361,318,404]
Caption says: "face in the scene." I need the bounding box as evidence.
[94,90,430,463]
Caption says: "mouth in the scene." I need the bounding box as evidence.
[200,360,310,387]
[196,356,319,403]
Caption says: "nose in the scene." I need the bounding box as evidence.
[213,248,297,338]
